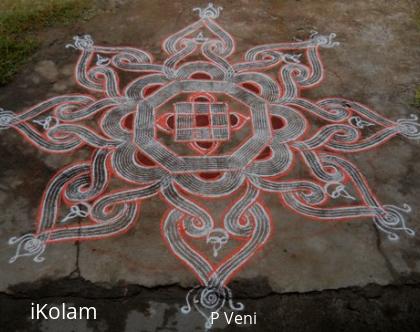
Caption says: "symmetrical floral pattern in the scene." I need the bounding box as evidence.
[2,3,418,327]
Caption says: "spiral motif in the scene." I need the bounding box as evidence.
[311,32,340,48]
[23,238,42,252]
[0,109,15,130]
[374,204,415,240]
[181,285,241,328]
[200,287,223,309]
[66,35,94,51]
[8,233,46,263]
[193,3,223,19]
[396,115,420,139]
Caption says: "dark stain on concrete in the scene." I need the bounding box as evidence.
[2,276,420,332]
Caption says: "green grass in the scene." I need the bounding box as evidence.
[0,0,92,85]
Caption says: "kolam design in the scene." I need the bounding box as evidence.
[2,3,418,328]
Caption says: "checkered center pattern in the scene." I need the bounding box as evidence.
[174,102,229,142]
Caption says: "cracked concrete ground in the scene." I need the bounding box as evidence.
[2,277,420,331]
[1,0,420,331]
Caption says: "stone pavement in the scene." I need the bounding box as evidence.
[0,0,419,331]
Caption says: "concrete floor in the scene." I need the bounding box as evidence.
[0,0,419,331]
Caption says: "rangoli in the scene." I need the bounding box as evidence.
[1,3,419,328]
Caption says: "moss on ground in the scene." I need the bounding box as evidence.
[415,9,420,29]
[0,0,93,85]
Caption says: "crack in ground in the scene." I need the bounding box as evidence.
[69,222,82,278]
[3,277,420,301]
[69,240,81,279]
[2,277,420,331]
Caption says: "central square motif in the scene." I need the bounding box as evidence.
[174,102,229,142]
